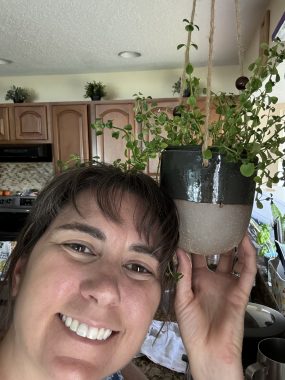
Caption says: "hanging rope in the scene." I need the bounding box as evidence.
[179,0,197,102]
[235,0,244,77]
[202,0,215,166]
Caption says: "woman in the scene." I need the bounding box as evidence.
[0,163,256,379]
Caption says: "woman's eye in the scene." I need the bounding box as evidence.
[63,243,93,255]
[125,263,152,274]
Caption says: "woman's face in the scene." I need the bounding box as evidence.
[6,192,161,380]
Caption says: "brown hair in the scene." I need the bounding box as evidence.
[0,163,179,332]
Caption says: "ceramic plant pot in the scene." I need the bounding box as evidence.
[91,95,101,101]
[160,145,256,256]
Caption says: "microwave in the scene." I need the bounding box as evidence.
[0,144,52,162]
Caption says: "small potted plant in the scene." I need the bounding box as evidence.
[172,76,200,97]
[5,85,30,103]
[84,81,106,101]
[91,19,285,256]
[249,219,276,257]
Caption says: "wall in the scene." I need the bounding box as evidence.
[244,0,285,101]
[0,163,54,192]
[0,66,240,103]
[245,0,284,62]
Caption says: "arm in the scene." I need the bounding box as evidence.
[121,362,148,380]
[175,235,256,380]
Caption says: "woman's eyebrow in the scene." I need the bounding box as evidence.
[129,243,158,258]
[55,223,106,241]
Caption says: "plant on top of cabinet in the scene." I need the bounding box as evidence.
[83,81,106,101]
[172,76,200,97]
[5,85,31,103]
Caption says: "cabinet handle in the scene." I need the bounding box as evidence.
[0,119,4,136]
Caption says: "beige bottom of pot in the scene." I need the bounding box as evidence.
[175,199,253,256]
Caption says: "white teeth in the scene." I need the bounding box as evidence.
[65,316,72,327]
[76,323,88,338]
[87,327,99,340]
[70,319,79,332]
[97,328,105,340]
[103,328,112,340]
[60,314,112,341]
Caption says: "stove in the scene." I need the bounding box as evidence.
[0,195,37,240]
[0,195,36,212]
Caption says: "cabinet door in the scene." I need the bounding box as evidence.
[95,103,135,164]
[14,105,50,142]
[0,107,10,141]
[52,104,90,169]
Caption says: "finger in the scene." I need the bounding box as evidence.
[191,252,207,269]
[217,251,235,273]
[176,248,192,284]
[237,235,257,295]
[175,249,194,307]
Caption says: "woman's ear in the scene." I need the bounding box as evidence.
[12,257,28,297]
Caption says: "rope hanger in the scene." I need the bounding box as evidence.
[235,0,244,77]
[202,0,216,166]
[182,0,245,165]
[179,0,197,100]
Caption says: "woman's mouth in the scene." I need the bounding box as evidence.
[59,313,113,341]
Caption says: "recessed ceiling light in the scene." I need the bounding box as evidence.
[118,51,141,58]
[0,58,13,65]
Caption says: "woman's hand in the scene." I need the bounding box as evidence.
[175,235,257,380]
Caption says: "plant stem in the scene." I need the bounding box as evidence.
[180,1,197,100]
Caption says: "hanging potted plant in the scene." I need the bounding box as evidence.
[5,85,30,103]
[91,7,285,256]
[83,81,106,101]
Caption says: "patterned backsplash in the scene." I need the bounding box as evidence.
[0,163,54,192]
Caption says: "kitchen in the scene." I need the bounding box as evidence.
[1,1,285,378]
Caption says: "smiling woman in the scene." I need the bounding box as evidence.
[0,163,179,380]
[0,162,257,380]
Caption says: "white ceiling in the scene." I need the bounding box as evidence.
[0,0,270,77]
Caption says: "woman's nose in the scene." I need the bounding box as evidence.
[80,268,121,307]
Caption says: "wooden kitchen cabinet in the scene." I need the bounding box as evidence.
[0,104,51,143]
[93,99,181,174]
[94,102,135,164]
[13,105,50,142]
[52,104,90,170]
[0,106,10,141]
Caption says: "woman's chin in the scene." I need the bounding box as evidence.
[48,357,106,380]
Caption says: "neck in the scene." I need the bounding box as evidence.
[0,328,33,380]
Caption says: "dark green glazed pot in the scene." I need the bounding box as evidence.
[160,145,256,255]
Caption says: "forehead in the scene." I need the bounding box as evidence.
[54,190,144,229]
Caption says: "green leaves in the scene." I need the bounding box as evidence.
[186,63,193,75]
[124,124,133,131]
[203,149,212,160]
[177,44,185,50]
[187,96,196,106]
[240,162,255,177]
[250,77,262,91]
